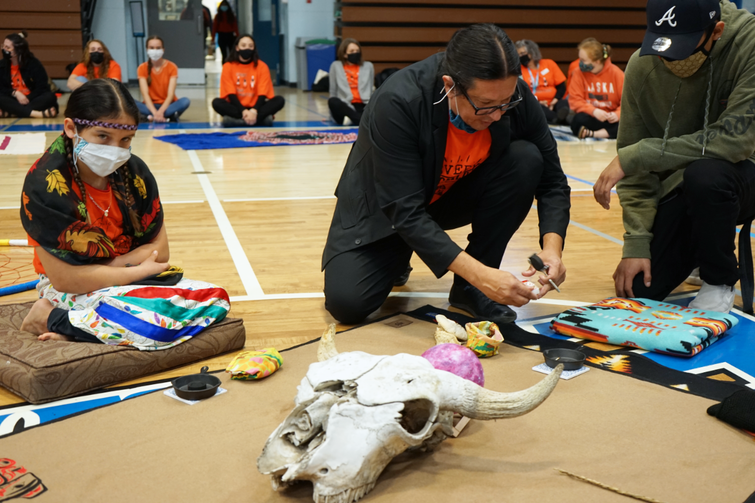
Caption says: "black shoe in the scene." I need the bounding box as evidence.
[448,283,517,324]
[394,265,413,287]
[168,112,180,123]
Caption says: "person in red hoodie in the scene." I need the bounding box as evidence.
[568,39,624,139]
[213,0,238,64]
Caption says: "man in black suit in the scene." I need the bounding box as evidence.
[322,24,571,325]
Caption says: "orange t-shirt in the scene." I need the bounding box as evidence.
[431,121,492,204]
[10,65,30,96]
[28,182,124,275]
[519,59,566,103]
[137,60,178,105]
[564,59,580,98]
[219,60,274,108]
[344,63,361,104]
[71,61,123,81]
[568,59,624,117]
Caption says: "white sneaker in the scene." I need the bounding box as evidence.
[685,267,703,286]
[342,116,353,126]
[688,281,735,313]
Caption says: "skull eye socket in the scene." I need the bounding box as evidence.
[399,399,434,434]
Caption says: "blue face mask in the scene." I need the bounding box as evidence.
[220,5,229,11]
[579,61,594,73]
[449,108,477,134]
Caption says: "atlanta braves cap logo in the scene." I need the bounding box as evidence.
[655,6,677,27]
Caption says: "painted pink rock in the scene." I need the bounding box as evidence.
[421,343,485,387]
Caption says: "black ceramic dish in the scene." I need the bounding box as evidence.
[543,348,586,370]
[171,366,221,400]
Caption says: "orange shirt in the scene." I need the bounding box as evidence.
[71,61,123,81]
[10,65,30,96]
[137,60,178,104]
[28,182,124,275]
[568,59,624,117]
[431,120,492,204]
[519,59,565,103]
[219,60,274,108]
[564,59,580,98]
[344,63,361,104]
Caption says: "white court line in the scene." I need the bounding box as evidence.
[162,200,205,204]
[187,150,264,298]
[223,196,335,202]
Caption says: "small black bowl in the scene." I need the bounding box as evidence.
[543,349,586,370]
[171,366,221,400]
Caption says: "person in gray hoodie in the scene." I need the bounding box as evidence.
[594,0,755,314]
[328,38,374,126]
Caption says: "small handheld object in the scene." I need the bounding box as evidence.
[528,253,561,293]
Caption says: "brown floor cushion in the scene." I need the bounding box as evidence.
[0,302,246,404]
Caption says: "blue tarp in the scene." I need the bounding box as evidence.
[154,128,359,150]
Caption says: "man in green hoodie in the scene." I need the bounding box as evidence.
[593,0,755,314]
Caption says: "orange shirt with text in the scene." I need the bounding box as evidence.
[219,60,275,108]
[431,121,492,204]
[10,65,30,96]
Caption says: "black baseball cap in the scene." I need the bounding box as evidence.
[640,0,721,60]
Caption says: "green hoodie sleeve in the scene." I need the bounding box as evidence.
[619,56,755,177]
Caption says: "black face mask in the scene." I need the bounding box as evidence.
[2,49,11,60]
[519,54,530,67]
[89,51,104,64]
[238,49,255,62]
[346,52,361,65]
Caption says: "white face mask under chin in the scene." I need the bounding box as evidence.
[73,132,131,178]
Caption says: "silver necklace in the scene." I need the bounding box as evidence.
[88,186,113,217]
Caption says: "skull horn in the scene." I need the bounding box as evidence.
[317,324,339,361]
[441,364,563,420]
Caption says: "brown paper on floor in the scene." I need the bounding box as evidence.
[3,314,754,503]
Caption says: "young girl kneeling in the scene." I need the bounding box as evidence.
[20,79,230,350]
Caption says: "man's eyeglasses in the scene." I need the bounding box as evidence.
[461,87,523,115]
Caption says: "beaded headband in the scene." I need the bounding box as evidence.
[73,118,138,131]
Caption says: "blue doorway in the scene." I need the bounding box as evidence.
[253,0,282,84]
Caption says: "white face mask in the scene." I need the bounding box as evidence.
[147,49,164,61]
[73,130,131,177]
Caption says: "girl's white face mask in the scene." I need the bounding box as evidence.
[73,129,131,177]
[147,49,164,61]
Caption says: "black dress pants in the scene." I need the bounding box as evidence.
[324,140,546,324]
[630,158,755,300]
[217,32,236,64]
[211,95,285,122]
[570,112,619,138]
[0,92,58,118]
[328,98,365,125]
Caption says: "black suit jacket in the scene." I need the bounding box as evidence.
[322,53,570,277]
[0,57,52,100]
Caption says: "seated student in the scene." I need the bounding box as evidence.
[212,34,284,127]
[328,38,374,126]
[67,40,122,91]
[515,39,568,124]
[19,79,230,348]
[136,36,190,122]
[568,39,624,139]
[0,31,58,118]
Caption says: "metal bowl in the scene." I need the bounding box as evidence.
[543,348,586,371]
[171,366,221,400]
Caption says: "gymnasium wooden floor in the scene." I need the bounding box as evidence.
[0,70,706,407]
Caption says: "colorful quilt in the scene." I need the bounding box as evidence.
[154,129,358,150]
[549,298,738,357]
[37,276,230,350]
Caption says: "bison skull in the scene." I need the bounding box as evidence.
[257,325,562,503]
